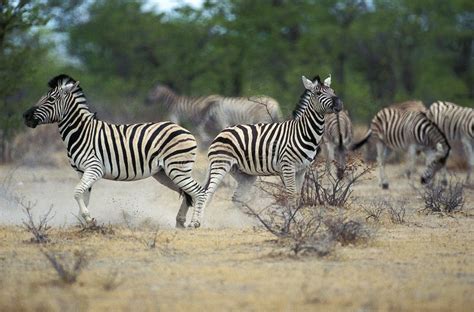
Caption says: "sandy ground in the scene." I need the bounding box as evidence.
[0,152,473,311]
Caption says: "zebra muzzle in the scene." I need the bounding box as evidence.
[23,107,39,128]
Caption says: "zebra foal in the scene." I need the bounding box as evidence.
[351,108,450,189]
[186,75,342,228]
[426,101,473,182]
[23,74,204,228]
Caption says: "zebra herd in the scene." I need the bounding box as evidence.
[23,74,473,228]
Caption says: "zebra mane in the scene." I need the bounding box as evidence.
[48,74,78,89]
[47,74,95,118]
[292,75,320,119]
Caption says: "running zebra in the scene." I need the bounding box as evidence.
[187,75,343,228]
[23,74,204,228]
[426,101,474,182]
[351,108,450,189]
[323,110,353,179]
[145,84,281,145]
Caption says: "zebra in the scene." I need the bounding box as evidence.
[145,84,282,145]
[292,75,352,179]
[351,108,450,189]
[426,101,474,182]
[322,110,353,179]
[145,84,217,144]
[23,74,205,228]
[186,75,343,228]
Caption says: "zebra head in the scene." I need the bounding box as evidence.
[302,75,343,114]
[23,74,81,128]
[420,142,450,185]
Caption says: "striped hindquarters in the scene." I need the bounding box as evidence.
[324,110,353,148]
[426,101,474,142]
[371,108,449,152]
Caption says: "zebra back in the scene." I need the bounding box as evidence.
[426,101,474,142]
[388,100,427,112]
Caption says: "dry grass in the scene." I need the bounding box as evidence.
[0,158,473,311]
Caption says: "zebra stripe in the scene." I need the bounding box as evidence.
[351,108,450,188]
[145,84,282,145]
[426,101,474,181]
[23,74,204,228]
[186,75,342,228]
[323,110,353,178]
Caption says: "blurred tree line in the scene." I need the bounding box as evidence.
[0,0,472,162]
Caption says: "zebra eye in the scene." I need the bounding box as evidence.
[47,96,54,102]
[316,91,322,96]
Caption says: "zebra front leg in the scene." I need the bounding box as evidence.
[376,141,389,189]
[462,136,473,183]
[75,167,103,224]
[281,164,298,206]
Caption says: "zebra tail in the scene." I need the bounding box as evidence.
[336,112,344,152]
[350,129,372,151]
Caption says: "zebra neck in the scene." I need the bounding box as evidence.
[297,107,325,141]
[292,91,312,119]
[58,96,95,150]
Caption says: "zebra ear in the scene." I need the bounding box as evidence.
[302,75,316,90]
[324,74,332,87]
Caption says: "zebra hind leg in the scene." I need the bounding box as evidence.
[152,171,196,229]
[462,136,473,184]
[188,160,234,228]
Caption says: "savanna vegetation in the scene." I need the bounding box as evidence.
[0,0,472,162]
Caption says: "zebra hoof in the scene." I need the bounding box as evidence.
[175,220,186,229]
[382,183,389,190]
[187,221,201,229]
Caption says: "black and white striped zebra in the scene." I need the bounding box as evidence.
[426,101,474,182]
[23,75,204,228]
[323,110,353,179]
[186,75,342,228]
[293,75,352,179]
[351,108,450,189]
[145,84,281,145]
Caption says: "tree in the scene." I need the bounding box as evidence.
[0,1,51,162]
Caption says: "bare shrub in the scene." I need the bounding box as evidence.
[74,215,115,235]
[420,178,465,215]
[40,249,91,284]
[121,210,175,253]
[362,202,384,222]
[20,199,54,244]
[386,201,407,224]
[323,215,372,246]
[100,269,125,291]
[244,202,334,256]
[299,156,372,207]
